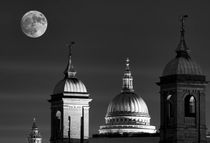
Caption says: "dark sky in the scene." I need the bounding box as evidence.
[1,0,210,143]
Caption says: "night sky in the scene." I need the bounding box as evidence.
[1,0,210,143]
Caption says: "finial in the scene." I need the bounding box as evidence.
[176,15,190,58]
[68,41,75,56]
[64,42,76,78]
[32,117,38,129]
[126,57,130,70]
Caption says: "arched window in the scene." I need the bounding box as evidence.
[185,95,196,117]
[167,94,172,100]
[56,111,62,135]
[189,96,196,113]
[56,111,61,119]
[167,95,173,118]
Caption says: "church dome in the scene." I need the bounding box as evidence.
[106,58,149,117]
[53,78,87,94]
[162,56,203,76]
[99,58,156,135]
[106,92,149,117]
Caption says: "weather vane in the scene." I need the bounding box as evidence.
[180,15,188,32]
[67,41,75,56]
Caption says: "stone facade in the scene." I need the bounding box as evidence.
[158,76,207,143]
[49,95,92,143]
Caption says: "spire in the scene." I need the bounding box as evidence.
[176,15,190,58]
[28,118,42,143]
[32,118,38,129]
[64,42,77,78]
[122,58,134,92]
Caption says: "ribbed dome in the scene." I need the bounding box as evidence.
[99,58,156,135]
[106,92,149,117]
[53,78,87,94]
[162,56,203,76]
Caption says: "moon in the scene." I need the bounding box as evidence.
[21,10,47,38]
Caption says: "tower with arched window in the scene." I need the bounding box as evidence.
[157,15,208,143]
[49,42,92,143]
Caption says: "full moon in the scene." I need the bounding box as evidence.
[21,10,47,38]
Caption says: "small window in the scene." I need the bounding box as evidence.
[167,94,172,100]
[167,95,173,118]
[189,96,196,113]
[55,110,62,133]
[185,95,196,117]
[56,111,61,119]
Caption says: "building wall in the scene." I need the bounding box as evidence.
[89,137,210,143]
[50,97,91,143]
[159,75,207,143]
[63,98,91,140]
[63,105,81,139]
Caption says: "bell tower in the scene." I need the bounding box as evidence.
[49,42,92,143]
[158,15,208,143]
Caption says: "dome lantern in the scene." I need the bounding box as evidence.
[122,58,134,92]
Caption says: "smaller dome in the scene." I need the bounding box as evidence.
[162,57,203,76]
[53,78,87,94]
[106,92,149,117]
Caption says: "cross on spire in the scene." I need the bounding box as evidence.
[68,41,74,56]
[180,15,188,34]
